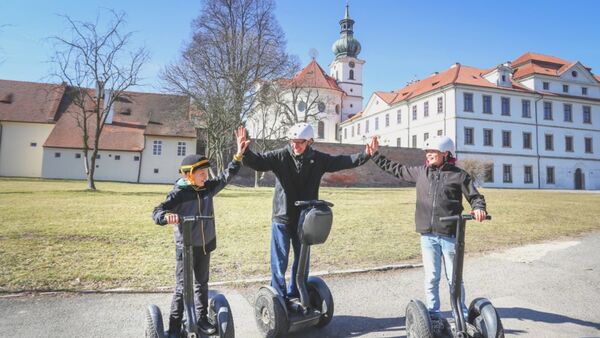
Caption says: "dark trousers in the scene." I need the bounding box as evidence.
[169,246,211,330]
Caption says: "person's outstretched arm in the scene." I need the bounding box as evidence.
[238,127,278,172]
[369,136,420,182]
[324,136,377,172]
[210,126,249,195]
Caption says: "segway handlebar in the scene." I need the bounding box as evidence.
[181,215,215,223]
[439,214,492,222]
[294,200,334,208]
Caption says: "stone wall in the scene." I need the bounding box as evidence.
[231,141,424,187]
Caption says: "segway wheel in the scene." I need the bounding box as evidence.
[209,294,235,338]
[468,298,504,338]
[145,304,166,338]
[405,299,433,338]
[254,288,288,338]
[307,276,334,328]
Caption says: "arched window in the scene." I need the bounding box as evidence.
[318,121,325,139]
[349,69,355,80]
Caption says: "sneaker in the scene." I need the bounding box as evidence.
[198,316,217,335]
[431,318,446,337]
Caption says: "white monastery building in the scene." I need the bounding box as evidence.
[0,79,197,183]
[341,52,600,190]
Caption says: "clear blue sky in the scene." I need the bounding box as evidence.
[2,0,600,102]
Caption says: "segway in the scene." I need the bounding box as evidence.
[405,214,504,338]
[254,200,335,338]
[145,215,235,338]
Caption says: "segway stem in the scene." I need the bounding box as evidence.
[296,243,310,313]
[182,217,199,336]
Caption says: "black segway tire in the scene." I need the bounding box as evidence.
[210,294,235,338]
[307,276,334,328]
[405,299,434,338]
[254,288,288,338]
[468,298,504,338]
[145,304,166,338]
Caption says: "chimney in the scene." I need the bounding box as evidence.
[104,88,114,124]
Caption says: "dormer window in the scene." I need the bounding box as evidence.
[563,85,569,93]
[572,71,578,77]
[543,82,550,90]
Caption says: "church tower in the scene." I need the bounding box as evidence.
[330,3,365,121]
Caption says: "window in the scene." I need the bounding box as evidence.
[317,121,325,139]
[115,155,121,160]
[484,166,494,183]
[572,71,578,77]
[583,106,592,124]
[424,102,429,117]
[96,154,101,160]
[437,97,443,114]
[344,128,347,139]
[335,104,340,114]
[298,101,306,112]
[396,110,402,124]
[349,69,354,80]
[153,140,162,155]
[396,138,401,147]
[464,93,473,112]
[503,164,512,183]
[54,152,61,158]
[582,87,588,96]
[365,120,370,133]
[375,117,379,130]
[502,130,511,148]
[75,153,81,159]
[30,142,37,147]
[543,82,549,90]
[154,168,159,174]
[134,156,140,161]
[318,102,326,113]
[424,132,430,141]
[335,124,340,141]
[412,135,417,148]
[501,97,510,116]
[482,95,492,114]
[351,126,355,137]
[437,129,443,136]
[565,136,574,152]
[563,104,572,122]
[483,129,493,146]
[412,105,417,120]
[524,166,533,184]
[385,113,390,127]
[177,142,187,156]
[523,132,532,149]
[585,137,593,153]
[563,84,569,93]
[464,127,474,145]
[522,99,531,118]
[543,102,553,120]
[546,167,555,184]
[545,134,554,151]
[357,123,361,135]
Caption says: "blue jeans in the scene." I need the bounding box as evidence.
[420,233,468,319]
[271,212,309,298]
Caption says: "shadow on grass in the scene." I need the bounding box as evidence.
[287,315,406,338]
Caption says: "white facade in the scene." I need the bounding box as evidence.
[341,61,600,190]
[139,136,195,184]
[330,56,365,119]
[0,121,54,177]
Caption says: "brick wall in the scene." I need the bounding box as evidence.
[231,141,424,187]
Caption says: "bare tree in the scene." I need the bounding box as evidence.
[49,10,148,190]
[162,0,297,172]
[459,159,494,186]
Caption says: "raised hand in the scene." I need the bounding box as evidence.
[235,125,250,156]
[366,136,379,156]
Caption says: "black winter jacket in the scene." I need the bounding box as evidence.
[152,160,241,251]
[243,145,370,225]
[372,152,486,236]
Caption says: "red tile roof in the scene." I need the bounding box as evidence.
[0,79,65,123]
[512,52,570,67]
[1,79,196,151]
[510,52,597,81]
[286,60,344,92]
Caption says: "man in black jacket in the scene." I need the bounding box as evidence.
[369,135,487,331]
[240,123,376,299]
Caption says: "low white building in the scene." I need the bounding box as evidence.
[0,79,197,184]
[341,52,600,190]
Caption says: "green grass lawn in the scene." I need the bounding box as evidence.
[1,177,599,292]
